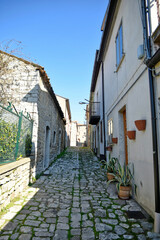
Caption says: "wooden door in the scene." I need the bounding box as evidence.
[123,109,128,165]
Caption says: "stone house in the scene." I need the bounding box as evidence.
[77,124,87,147]
[56,95,72,148]
[70,121,87,147]
[89,0,160,230]
[0,50,65,176]
[70,121,78,146]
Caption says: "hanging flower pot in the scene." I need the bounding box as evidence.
[135,120,146,131]
[112,137,118,144]
[106,146,112,151]
[127,130,136,140]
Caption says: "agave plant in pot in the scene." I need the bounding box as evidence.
[101,154,118,181]
[107,162,134,200]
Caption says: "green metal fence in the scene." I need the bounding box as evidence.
[0,102,33,164]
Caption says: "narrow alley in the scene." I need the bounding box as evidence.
[0,148,159,240]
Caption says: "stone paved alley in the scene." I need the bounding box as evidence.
[0,148,160,240]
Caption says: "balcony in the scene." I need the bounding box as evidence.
[89,102,100,125]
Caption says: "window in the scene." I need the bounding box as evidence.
[108,119,113,144]
[100,121,103,143]
[53,131,56,145]
[116,22,123,67]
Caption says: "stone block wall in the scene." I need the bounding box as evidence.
[0,158,31,211]
[0,52,65,176]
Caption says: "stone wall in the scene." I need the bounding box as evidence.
[0,158,31,211]
[0,52,65,176]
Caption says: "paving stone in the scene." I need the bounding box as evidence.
[49,223,55,232]
[114,225,126,235]
[20,226,32,233]
[3,222,18,231]
[35,231,53,237]
[109,213,116,218]
[71,228,81,235]
[82,220,93,227]
[95,223,112,232]
[10,233,19,240]
[131,227,144,234]
[141,221,153,231]
[19,234,32,240]
[123,235,134,239]
[82,227,95,239]
[99,232,120,240]
[71,213,81,222]
[45,217,56,223]
[119,223,130,229]
[24,220,40,227]
[32,238,50,240]
[15,214,27,220]
[57,223,69,230]
[102,219,118,225]
[137,235,147,240]
[58,216,69,223]
[94,209,106,217]
[147,232,160,238]
[0,236,9,240]
[53,229,68,240]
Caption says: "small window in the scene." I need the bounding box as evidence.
[108,119,113,144]
[116,22,123,67]
[100,121,103,143]
[53,131,56,145]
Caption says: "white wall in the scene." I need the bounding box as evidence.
[102,0,155,217]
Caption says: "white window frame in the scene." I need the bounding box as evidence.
[116,21,123,67]
[108,119,113,144]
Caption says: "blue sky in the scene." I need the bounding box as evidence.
[0,0,108,123]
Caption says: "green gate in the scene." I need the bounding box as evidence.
[0,102,33,164]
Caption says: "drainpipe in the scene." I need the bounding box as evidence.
[101,61,106,160]
[142,0,160,233]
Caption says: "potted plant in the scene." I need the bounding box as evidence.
[101,154,118,181]
[107,162,134,200]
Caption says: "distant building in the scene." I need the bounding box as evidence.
[56,95,71,148]
[77,124,87,147]
[70,121,87,147]
[70,121,78,146]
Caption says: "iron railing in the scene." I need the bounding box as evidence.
[0,102,33,164]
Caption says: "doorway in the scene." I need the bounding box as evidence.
[44,126,50,169]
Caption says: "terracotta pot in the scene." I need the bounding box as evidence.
[135,120,146,131]
[106,146,112,151]
[107,172,114,181]
[118,185,131,200]
[127,130,136,140]
[112,137,118,144]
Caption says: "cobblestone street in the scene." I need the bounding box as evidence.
[0,147,160,240]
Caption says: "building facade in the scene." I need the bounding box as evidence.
[89,0,160,230]
[56,95,72,148]
[0,51,65,176]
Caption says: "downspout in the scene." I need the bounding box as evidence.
[142,0,160,233]
[101,61,106,160]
